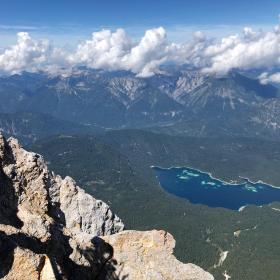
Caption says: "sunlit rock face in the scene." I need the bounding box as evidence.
[102,230,214,280]
[0,133,213,280]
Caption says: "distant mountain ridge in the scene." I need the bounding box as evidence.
[0,67,280,140]
[0,112,102,144]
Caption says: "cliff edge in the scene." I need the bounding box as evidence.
[0,134,213,280]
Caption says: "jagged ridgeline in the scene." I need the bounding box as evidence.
[1,68,280,144]
[0,133,213,280]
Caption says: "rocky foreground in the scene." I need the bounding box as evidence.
[0,134,213,280]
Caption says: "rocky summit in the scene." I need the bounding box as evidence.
[0,133,213,280]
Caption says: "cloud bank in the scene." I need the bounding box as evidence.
[1,17,280,81]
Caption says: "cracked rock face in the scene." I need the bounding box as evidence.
[0,134,213,280]
[102,230,214,280]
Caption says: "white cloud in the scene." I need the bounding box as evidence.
[68,27,168,77]
[68,29,132,70]
[1,16,280,82]
[202,27,280,74]
[121,27,167,76]
[0,32,64,74]
[259,72,280,84]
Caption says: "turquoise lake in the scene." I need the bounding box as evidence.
[153,167,280,210]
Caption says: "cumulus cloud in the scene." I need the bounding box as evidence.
[259,72,280,84]
[0,32,71,75]
[1,16,280,82]
[68,27,168,77]
[68,29,132,71]
[0,32,52,74]
[202,27,280,74]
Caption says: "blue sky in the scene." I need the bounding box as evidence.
[1,0,280,46]
[1,0,280,81]
[2,0,279,26]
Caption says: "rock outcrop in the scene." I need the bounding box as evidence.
[102,230,214,280]
[0,134,213,280]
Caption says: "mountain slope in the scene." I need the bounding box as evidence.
[30,131,280,280]
[0,134,213,280]
[1,68,280,140]
[0,111,102,144]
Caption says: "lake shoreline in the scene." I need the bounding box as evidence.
[151,165,280,190]
[152,165,280,210]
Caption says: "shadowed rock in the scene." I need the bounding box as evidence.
[0,134,213,280]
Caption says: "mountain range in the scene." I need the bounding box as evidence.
[1,66,280,141]
[1,66,280,279]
